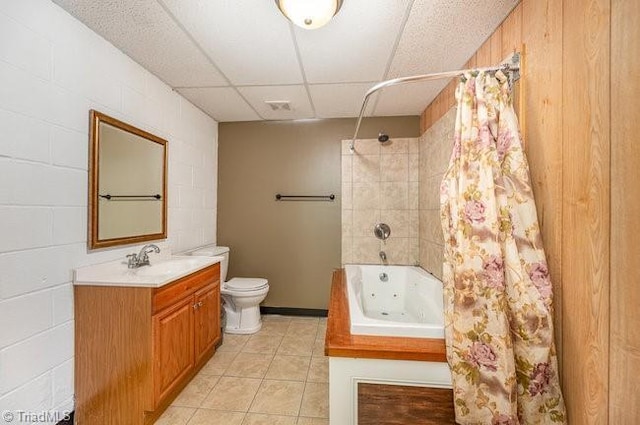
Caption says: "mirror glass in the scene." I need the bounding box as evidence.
[89,110,167,249]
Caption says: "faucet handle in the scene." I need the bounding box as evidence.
[126,253,138,268]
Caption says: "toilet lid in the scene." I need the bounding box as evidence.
[224,277,268,292]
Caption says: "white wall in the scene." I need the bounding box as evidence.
[0,0,218,421]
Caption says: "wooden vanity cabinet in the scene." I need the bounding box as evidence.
[152,280,221,407]
[152,295,195,407]
[75,263,221,425]
[194,283,221,364]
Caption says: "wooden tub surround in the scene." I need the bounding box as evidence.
[325,269,447,361]
[75,263,221,425]
[325,268,454,424]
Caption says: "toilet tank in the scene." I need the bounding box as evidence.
[188,245,230,282]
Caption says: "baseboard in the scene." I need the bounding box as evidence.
[56,411,73,425]
[260,306,328,317]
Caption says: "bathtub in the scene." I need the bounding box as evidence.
[344,264,445,339]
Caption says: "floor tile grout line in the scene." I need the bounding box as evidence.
[172,373,222,410]
[195,374,225,410]
[246,376,265,413]
[297,380,309,420]
[182,405,198,425]
[196,374,221,410]
[296,341,317,418]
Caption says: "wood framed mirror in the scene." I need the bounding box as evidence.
[88,110,167,249]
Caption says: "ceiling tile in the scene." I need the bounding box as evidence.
[372,79,449,117]
[238,85,314,120]
[387,0,519,78]
[177,88,260,122]
[53,0,228,87]
[309,83,378,119]
[160,0,303,86]
[53,0,517,122]
[294,0,413,84]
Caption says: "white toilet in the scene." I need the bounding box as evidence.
[188,245,269,334]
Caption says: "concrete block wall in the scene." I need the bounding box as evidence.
[0,0,218,420]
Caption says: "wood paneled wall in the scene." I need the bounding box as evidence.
[610,0,640,423]
[419,0,639,423]
[562,0,610,422]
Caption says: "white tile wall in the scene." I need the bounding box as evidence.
[0,0,218,421]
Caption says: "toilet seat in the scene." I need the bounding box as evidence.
[224,277,268,292]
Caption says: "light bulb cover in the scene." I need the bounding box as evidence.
[275,0,343,30]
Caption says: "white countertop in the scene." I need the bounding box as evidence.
[74,255,223,288]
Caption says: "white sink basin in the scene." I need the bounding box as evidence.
[74,255,223,288]
[135,258,207,277]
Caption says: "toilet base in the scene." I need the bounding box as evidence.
[222,302,263,335]
[224,321,262,334]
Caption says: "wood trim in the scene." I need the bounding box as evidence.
[325,269,447,362]
[88,109,168,249]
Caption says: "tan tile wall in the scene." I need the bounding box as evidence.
[341,138,419,265]
[341,110,454,272]
[418,107,456,279]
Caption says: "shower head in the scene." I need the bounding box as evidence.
[378,132,389,143]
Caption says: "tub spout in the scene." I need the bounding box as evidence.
[379,251,387,261]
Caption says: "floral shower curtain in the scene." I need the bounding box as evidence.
[440,71,566,424]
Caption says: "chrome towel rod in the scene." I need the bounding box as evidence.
[275,194,335,201]
[349,52,521,152]
[99,194,162,200]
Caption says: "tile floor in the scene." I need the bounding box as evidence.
[155,315,330,425]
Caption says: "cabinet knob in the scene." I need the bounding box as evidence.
[193,303,199,310]
[198,301,203,307]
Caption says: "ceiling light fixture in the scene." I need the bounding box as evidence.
[275,0,343,30]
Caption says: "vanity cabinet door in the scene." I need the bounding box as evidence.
[194,282,220,364]
[152,296,195,407]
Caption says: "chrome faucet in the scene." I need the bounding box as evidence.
[379,251,387,261]
[126,244,160,269]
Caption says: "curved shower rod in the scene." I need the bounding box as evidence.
[349,53,520,152]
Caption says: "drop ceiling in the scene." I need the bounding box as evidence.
[52,0,518,122]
